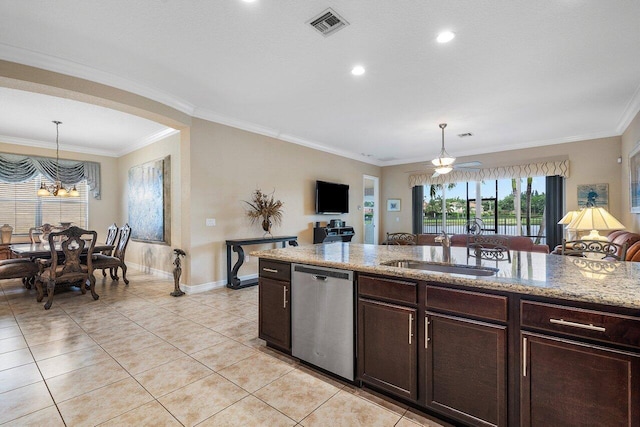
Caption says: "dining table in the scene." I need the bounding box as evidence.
[10,242,114,259]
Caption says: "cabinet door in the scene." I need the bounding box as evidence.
[358,298,417,401]
[521,332,640,427]
[425,312,507,427]
[258,277,290,351]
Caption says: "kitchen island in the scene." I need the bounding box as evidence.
[253,243,640,427]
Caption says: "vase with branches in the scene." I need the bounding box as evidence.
[244,189,284,236]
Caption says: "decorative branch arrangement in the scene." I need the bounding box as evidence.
[244,189,284,235]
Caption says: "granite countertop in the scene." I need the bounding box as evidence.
[252,243,640,310]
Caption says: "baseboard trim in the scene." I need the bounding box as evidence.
[127,263,258,294]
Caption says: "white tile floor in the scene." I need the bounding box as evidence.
[0,269,451,426]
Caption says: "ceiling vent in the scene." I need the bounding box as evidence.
[308,8,349,37]
[458,132,473,138]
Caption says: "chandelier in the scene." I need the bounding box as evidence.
[37,121,79,197]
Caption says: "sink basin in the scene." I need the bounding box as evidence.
[381,260,499,276]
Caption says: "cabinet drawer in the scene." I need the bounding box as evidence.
[426,285,508,322]
[358,275,417,305]
[521,300,640,349]
[259,259,290,282]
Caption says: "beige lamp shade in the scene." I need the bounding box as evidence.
[558,210,580,226]
[567,206,625,241]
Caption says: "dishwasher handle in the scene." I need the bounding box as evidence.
[312,275,328,281]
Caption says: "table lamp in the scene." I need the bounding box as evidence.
[567,206,625,241]
[557,210,580,240]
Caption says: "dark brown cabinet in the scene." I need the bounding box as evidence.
[358,298,418,400]
[425,313,507,427]
[357,275,418,401]
[521,332,640,427]
[424,285,508,427]
[520,299,640,427]
[258,260,291,351]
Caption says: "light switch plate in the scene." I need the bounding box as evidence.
[206,218,216,226]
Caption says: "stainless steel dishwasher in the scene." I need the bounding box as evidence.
[291,263,355,381]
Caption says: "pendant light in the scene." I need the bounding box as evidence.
[37,121,79,197]
[431,123,456,175]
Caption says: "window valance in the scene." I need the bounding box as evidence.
[0,153,101,199]
[408,159,570,188]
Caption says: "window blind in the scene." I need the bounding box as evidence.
[0,175,88,235]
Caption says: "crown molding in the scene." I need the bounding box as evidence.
[616,82,640,135]
[116,128,180,157]
[0,134,117,157]
[0,43,197,116]
[193,107,383,167]
[381,130,620,167]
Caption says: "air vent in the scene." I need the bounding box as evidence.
[308,8,349,37]
[458,132,473,138]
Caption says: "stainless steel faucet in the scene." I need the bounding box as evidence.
[435,231,451,263]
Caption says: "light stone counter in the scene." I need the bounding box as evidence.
[252,242,640,310]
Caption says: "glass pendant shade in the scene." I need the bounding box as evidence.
[431,123,456,174]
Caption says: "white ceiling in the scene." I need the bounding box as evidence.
[0,1,639,164]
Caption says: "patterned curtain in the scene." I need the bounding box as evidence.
[0,153,101,199]
[408,159,570,187]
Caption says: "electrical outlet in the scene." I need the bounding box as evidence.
[245,254,250,262]
[205,218,216,226]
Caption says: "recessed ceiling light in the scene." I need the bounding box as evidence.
[437,31,455,43]
[241,0,257,3]
[351,65,365,76]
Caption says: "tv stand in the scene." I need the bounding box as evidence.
[313,225,355,244]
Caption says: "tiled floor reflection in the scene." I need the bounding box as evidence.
[0,269,452,426]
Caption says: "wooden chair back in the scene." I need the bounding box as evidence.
[47,226,97,280]
[104,223,118,256]
[29,223,56,244]
[113,224,131,261]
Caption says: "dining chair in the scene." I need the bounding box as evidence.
[93,223,131,284]
[29,223,56,244]
[35,226,98,310]
[561,239,627,261]
[467,234,511,262]
[385,232,418,246]
[103,223,119,255]
[0,258,40,289]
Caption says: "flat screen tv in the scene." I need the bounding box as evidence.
[316,180,349,214]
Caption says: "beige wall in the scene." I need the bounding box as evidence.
[117,132,182,277]
[621,110,640,232]
[0,141,119,243]
[381,136,623,237]
[188,119,381,286]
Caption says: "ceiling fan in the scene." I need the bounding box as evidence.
[427,123,481,177]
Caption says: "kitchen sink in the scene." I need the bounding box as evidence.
[380,260,499,276]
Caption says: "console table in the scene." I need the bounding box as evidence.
[225,236,298,289]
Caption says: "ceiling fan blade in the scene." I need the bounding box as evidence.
[454,161,482,168]
[431,171,440,178]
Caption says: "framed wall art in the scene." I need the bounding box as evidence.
[630,143,640,213]
[387,199,401,212]
[577,183,608,210]
[128,156,171,244]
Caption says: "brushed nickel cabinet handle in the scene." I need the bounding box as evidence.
[523,337,527,377]
[283,287,287,309]
[425,316,430,349]
[408,313,414,345]
[263,268,279,273]
[550,318,605,332]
